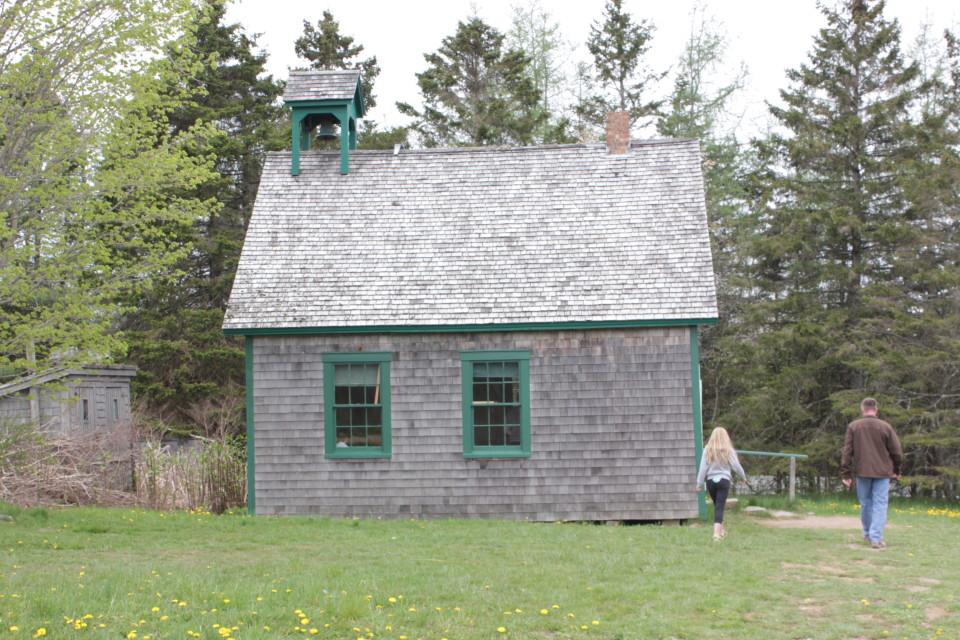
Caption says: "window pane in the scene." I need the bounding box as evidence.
[335,407,351,427]
[489,425,505,446]
[351,407,367,426]
[505,425,521,446]
[368,406,382,427]
[335,364,378,385]
[488,382,503,402]
[490,405,505,425]
[368,427,382,445]
[474,406,490,426]
[350,427,367,446]
[474,426,490,446]
[473,382,488,403]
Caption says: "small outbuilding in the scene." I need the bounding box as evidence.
[0,365,136,436]
[224,70,719,521]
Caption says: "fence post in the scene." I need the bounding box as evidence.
[789,457,796,503]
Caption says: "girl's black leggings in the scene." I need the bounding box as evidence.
[707,478,732,524]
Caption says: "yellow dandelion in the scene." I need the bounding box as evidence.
[497,627,506,633]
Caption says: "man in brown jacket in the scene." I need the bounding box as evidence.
[841,398,903,549]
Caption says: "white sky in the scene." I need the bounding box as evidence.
[226,0,959,140]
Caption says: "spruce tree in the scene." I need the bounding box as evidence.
[579,0,667,131]
[397,17,546,147]
[715,0,960,493]
[295,10,380,111]
[293,11,406,150]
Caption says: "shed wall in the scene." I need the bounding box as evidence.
[251,328,700,521]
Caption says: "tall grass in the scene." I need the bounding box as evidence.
[135,436,246,513]
[1,498,958,639]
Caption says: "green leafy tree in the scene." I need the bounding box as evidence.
[397,17,546,147]
[119,0,287,432]
[506,0,577,143]
[0,0,218,380]
[654,6,752,428]
[714,0,960,494]
[579,0,667,131]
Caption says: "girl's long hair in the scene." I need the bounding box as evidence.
[704,427,735,466]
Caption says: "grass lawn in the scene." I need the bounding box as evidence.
[1,496,958,639]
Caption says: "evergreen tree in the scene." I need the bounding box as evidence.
[715,0,960,494]
[294,10,380,111]
[397,17,546,147]
[579,0,667,131]
[293,10,406,150]
[120,0,286,433]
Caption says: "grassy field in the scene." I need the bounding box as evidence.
[1,496,958,640]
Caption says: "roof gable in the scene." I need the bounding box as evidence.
[224,139,718,331]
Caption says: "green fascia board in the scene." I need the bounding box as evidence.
[285,99,358,110]
[225,318,719,337]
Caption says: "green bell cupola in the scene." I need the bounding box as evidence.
[284,69,366,176]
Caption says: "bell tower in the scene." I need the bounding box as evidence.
[284,70,366,176]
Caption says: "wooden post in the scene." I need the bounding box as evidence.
[789,457,797,503]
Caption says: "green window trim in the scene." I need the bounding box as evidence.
[460,350,531,459]
[322,352,392,459]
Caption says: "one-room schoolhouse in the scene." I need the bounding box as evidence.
[224,70,719,521]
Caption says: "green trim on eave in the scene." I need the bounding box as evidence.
[245,337,255,515]
[690,326,706,520]
[224,317,719,337]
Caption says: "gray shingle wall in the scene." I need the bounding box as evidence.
[251,327,699,521]
[225,140,718,331]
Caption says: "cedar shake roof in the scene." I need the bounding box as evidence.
[223,139,718,331]
[283,70,363,103]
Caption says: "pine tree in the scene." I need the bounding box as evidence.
[579,0,667,131]
[715,0,960,493]
[397,17,546,147]
[120,0,286,433]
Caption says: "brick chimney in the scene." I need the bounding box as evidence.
[605,111,630,154]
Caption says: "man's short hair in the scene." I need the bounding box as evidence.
[861,397,878,412]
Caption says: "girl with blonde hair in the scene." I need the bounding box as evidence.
[696,427,747,541]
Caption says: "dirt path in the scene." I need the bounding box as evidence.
[752,514,864,529]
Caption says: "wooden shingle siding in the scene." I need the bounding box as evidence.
[251,327,697,521]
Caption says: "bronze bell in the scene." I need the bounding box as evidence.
[315,114,338,141]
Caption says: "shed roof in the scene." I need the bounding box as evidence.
[283,70,362,103]
[0,365,137,397]
[224,139,718,332]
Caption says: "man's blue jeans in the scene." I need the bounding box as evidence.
[856,477,891,543]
